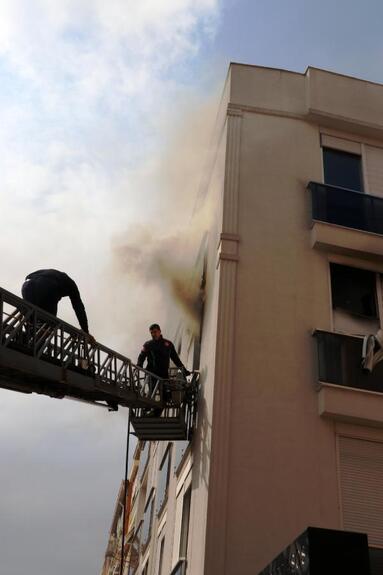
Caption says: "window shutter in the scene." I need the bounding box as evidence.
[339,436,383,547]
[365,145,383,197]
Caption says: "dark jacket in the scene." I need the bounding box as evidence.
[137,336,185,378]
[22,269,89,333]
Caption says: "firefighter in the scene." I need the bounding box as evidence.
[137,323,190,414]
[22,269,95,341]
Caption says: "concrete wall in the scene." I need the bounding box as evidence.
[203,63,383,574]
[226,106,337,574]
[187,104,228,575]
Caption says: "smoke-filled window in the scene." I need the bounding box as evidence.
[330,263,381,336]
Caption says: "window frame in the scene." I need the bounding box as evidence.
[156,535,165,575]
[179,486,192,561]
[141,488,155,552]
[156,444,172,516]
[329,261,383,334]
[322,145,365,193]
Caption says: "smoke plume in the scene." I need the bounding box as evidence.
[110,94,218,346]
[113,227,204,335]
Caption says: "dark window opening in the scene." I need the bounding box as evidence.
[142,490,155,549]
[323,147,364,192]
[156,445,172,515]
[138,442,150,480]
[157,537,165,575]
[179,487,191,561]
[330,263,377,319]
[173,440,189,474]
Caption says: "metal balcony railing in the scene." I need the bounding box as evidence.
[0,287,199,441]
[258,527,370,575]
[313,330,383,393]
[130,369,199,441]
[370,547,383,575]
[308,181,383,235]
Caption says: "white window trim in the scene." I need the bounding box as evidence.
[321,133,362,155]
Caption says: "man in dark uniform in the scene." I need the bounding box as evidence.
[22,269,93,339]
[137,323,190,413]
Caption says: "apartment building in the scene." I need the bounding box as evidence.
[102,64,383,575]
[101,450,141,575]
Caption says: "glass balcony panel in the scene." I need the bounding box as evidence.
[309,182,383,235]
[369,547,383,575]
[314,330,383,392]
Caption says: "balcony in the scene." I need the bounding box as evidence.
[308,182,383,260]
[313,330,383,427]
[370,547,383,575]
[258,527,371,575]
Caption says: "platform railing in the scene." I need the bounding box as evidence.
[129,369,199,440]
[0,286,199,438]
[0,287,166,407]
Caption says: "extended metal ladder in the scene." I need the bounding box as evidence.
[0,287,198,440]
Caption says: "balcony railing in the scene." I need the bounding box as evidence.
[308,181,383,235]
[370,547,383,575]
[314,330,383,393]
[258,527,370,575]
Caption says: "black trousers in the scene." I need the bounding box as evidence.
[147,373,171,417]
[22,279,58,316]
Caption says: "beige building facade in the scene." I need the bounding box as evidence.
[102,64,383,574]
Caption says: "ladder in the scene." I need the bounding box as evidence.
[0,287,198,440]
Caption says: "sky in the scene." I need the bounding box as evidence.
[1,1,383,574]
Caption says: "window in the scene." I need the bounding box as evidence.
[331,264,377,318]
[157,537,165,575]
[127,523,142,575]
[179,487,191,560]
[323,147,364,191]
[173,441,189,474]
[156,445,172,515]
[330,263,382,335]
[338,436,383,548]
[138,442,150,481]
[330,263,380,335]
[142,490,155,549]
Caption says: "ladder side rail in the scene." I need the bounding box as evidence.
[116,362,127,389]
[2,309,23,337]
[99,352,113,374]
[0,287,181,409]
[3,308,33,345]
[36,324,59,358]
[62,333,82,367]
[119,360,131,393]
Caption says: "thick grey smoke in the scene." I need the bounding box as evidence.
[113,228,203,334]
[108,95,218,349]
